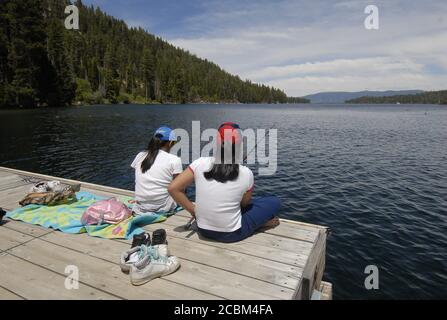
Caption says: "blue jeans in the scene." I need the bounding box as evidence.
[198,196,281,243]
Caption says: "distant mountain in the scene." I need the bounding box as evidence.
[304,90,424,103]
[346,90,447,105]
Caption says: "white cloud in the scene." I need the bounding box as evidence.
[244,57,425,81]
[168,0,447,96]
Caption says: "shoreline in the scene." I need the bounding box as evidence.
[2,102,447,111]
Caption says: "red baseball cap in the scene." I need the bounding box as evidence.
[217,122,241,144]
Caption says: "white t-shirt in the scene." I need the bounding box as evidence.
[189,157,254,232]
[131,150,183,214]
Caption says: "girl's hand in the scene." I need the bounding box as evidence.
[168,168,195,216]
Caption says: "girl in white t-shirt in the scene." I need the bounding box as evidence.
[168,122,280,243]
[131,126,182,215]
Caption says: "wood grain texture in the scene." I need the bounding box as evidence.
[0,252,117,300]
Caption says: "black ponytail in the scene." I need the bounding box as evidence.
[204,143,239,183]
[141,134,170,173]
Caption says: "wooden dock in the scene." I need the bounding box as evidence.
[0,166,332,300]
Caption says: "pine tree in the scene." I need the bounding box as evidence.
[104,45,120,103]
[0,1,10,105]
[1,0,60,107]
[47,17,76,106]
[141,49,155,102]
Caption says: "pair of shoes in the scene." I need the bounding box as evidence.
[121,231,153,273]
[121,229,169,272]
[149,229,169,259]
[131,232,151,248]
[129,245,180,286]
[30,180,65,193]
[130,229,167,248]
[120,229,180,285]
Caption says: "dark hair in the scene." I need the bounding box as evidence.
[204,143,239,183]
[141,134,171,173]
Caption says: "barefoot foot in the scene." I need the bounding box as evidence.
[262,216,280,229]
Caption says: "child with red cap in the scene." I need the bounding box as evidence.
[169,122,280,243]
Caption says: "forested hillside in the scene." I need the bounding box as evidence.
[0,0,289,108]
[286,97,310,103]
[346,90,447,105]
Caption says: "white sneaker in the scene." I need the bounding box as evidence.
[153,244,170,257]
[120,243,169,274]
[120,246,143,274]
[47,181,64,192]
[30,181,50,193]
[30,180,68,193]
[130,255,180,286]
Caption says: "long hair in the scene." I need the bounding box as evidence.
[204,143,239,183]
[141,134,170,173]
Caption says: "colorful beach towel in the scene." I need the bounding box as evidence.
[5,191,168,239]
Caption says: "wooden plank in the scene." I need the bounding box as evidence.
[160,213,315,254]
[314,240,326,291]
[0,252,117,300]
[0,167,134,197]
[0,183,34,211]
[264,221,319,243]
[40,231,294,299]
[0,286,24,300]
[1,219,54,238]
[279,218,329,232]
[81,187,126,199]
[319,281,333,300]
[143,220,310,267]
[0,170,14,178]
[0,174,29,191]
[0,227,33,251]
[164,258,294,300]
[174,209,319,243]
[9,237,220,300]
[0,172,23,182]
[293,229,327,300]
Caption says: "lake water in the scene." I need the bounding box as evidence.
[1,103,446,299]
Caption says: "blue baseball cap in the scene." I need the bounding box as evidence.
[154,126,177,141]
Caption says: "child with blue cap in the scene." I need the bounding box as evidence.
[131,126,182,215]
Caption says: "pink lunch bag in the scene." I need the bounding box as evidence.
[81,197,132,225]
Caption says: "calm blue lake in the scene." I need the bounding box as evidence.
[1,103,446,299]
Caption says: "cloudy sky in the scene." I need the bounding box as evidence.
[82,0,447,96]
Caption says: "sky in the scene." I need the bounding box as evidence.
[81,0,447,96]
